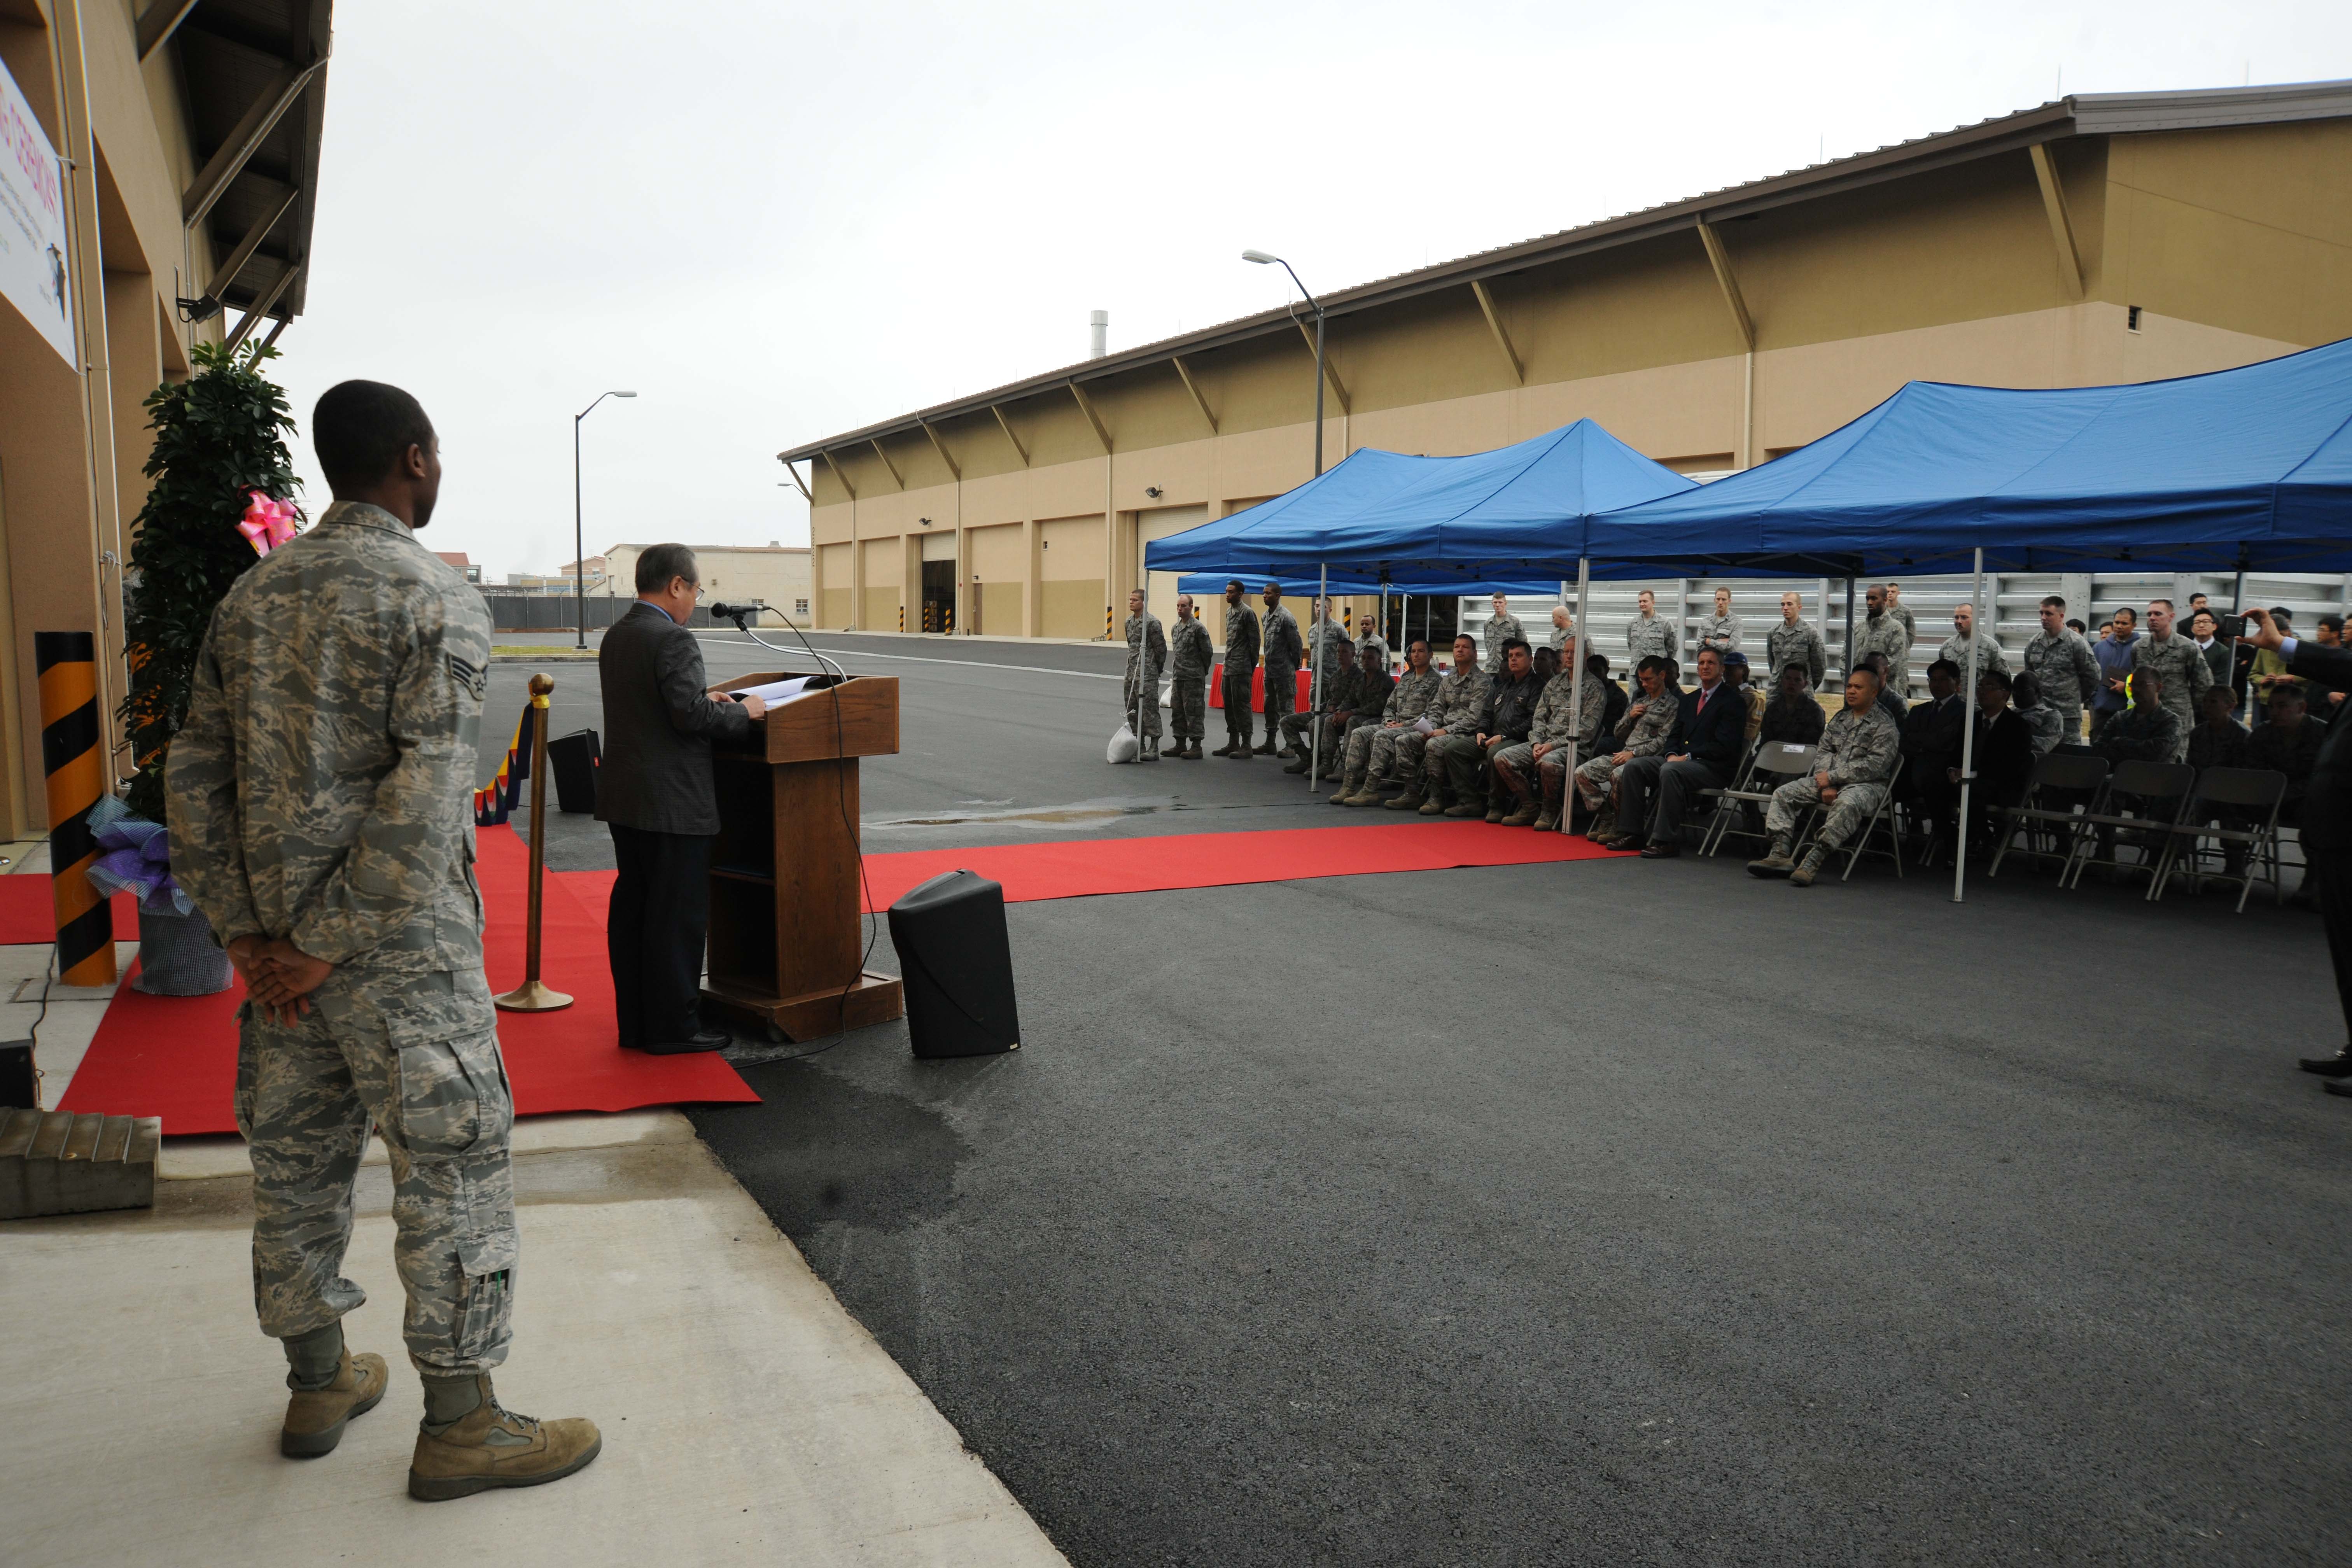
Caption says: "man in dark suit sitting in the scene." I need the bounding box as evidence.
[2243,609,2352,1091]
[597,544,767,1053]
[1626,646,1748,858]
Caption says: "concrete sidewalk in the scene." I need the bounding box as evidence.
[0,1110,1067,1565]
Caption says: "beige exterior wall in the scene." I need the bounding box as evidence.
[801,117,2352,645]
[602,544,813,623]
[0,2,229,834]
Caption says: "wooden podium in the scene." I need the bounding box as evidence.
[700,673,905,1042]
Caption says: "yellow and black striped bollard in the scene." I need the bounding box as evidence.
[37,632,116,986]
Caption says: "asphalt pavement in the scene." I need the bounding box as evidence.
[501,630,2352,1565]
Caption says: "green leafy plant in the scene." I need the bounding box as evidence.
[118,340,301,822]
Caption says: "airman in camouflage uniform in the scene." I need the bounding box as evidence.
[1885,583,1919,644]
[1697,587,1741,657]
[1936,604,2011,686]
[1573,657,1682,833]
[1766,592,1827,690]
[168,380,598,1496]
[1481,593,1525,674]
[1281,639,1359,771]
[1215,581,1261,757]
[1122,589,1167,756]
[1384,636,1489,811]
[2130,603,2214,760]
[1344,645,1443,803]
[1308,600,1352,688]
[1167,595,1214,758]
[1257,586,1304,757]
[1626,590,1676,665]
[2023,596,2099,744]
[1852,584,1912,694]
[1749,667,1902,886]
[1492,639,1608,829]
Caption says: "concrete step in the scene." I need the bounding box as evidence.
[0,1107,158,1220]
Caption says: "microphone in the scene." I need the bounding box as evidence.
[709,600,763,623]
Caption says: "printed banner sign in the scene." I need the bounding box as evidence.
[0,54,74,366]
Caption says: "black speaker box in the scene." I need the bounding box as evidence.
[0,1038,34,1109]
[887,870,1020,1058]
[547,729,600,814]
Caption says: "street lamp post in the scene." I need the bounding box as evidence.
[574,389,638,648]
[1242,249,1326,477]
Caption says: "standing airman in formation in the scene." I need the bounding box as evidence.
[1626,589,1676,666]
[1698,587,1741,658]
[1936,603,2011,685]
[1766,591,1827,691]
[2130,597,2215,760]
[1258,583,1304,758]
[1214,579,1261,758]
[1122,588,1167,760]
[1853,584,1913,695]
[2022,594,2099,744]
[1167,594,1213,760]
[1481,592,1525,674]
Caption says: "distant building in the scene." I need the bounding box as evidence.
[604,543,813,624]
[433,551,482,584]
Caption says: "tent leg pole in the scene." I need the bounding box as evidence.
[1953,547,1984,903]
[1843,576,1857,684]
[1563,557,1590,833]
[1310,564,1327,791]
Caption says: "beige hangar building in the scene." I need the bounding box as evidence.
[0,0,330,837]
[780,81,2352,654]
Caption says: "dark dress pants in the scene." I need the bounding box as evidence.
[1652,757,1728,840]
[608,824,713,1047]
[1612,756,1667,840]
[2312,845,2352,1046]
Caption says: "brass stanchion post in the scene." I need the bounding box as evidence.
[494,672,572,1012]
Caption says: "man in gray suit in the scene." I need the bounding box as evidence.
[597,544,766,1052]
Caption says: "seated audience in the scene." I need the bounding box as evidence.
[1760,663,1827,747]
[2087,668,2184,869]
[1573,656,1680,842]
[1492,634,1606,830]
[2186,684,2250,773]
[1589,652,1629,738]
[1898,658,1969,855]
[1279,636,1358,773]
[1860,652,1908,723]
[1392,634,1492,814]
[1342,638,1443,804]
[1618,646,1749,858]
[1723,650,1766,744]
[1428,638,1540,821]
[1961,668,2034,848]
[2011,670,2064,755]
[2246,684,2324,821]
[1747,665,1902,887]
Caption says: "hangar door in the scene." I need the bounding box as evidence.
[1136,505,1208,634]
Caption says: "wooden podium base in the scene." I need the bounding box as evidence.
[703,972,904,1043]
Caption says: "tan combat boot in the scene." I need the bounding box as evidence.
[408,1377,602,1502]
[281,1348,389,1458]
[1384,786,1425,811]
[1748,836,1797,878]
[1500,803,1540,828]
[1531,809,1558,832]
[1787,845,1829,887]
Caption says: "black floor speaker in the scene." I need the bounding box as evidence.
[547,729,600,814]
[887,870,1020,1058]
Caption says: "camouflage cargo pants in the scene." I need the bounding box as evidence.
[1169,675,1206,740]
[1262,665,1297,746]
[235,966,518,1377]
[1122,674,1163,740]
[1572,751,1626,810]
[1426,733,1496,803]
[1491,740,1574,805]
[1221,668,1254,747]
[1364,726,1433,786]
[1766,776,1891,849]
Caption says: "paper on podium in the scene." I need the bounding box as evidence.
[733,676,820,704]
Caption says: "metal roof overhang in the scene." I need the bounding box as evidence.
[779,78,2352,467]
[170,0,332,329]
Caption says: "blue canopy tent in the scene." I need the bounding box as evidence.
[1580,335,2352,900]
[1144,418,1698,584]
[1585,335,2352,577]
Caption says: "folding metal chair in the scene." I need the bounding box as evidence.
[2155,766,2288,911]
[2059,760,2197,894]
[1986,751,2110,878]
[1816,754,1906,881]
[1701,742,1817,857]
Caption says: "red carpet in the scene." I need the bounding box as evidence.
[836,821,1628,912]
[0,877,136,945]
[57,827,756,1136]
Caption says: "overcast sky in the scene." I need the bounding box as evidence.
[265,0,2352,581]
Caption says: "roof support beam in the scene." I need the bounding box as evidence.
[205,185,300,302]
[2028,142,2085,299]
[224,264,300,350]
[1294,320,1350,414]
[136,0,202,62]
[1694,219,1755,351]
[182,55,331,229]
[990,404,1029,467]
[868,437,905,490]
[1069,382,1112,454]
[1170,355,1218,434]
[259,316,292,350]
[819,449,857,500]
[1469,280,1524,385]
[917,418,960,481]
[775,456,814,504]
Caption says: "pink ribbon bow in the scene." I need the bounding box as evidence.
[237,491,298,556]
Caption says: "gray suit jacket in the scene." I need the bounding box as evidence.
[595,602,751,835]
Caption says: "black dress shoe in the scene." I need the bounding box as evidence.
[1638,841,1680,858]
[641,1029,730,1055]
[2326,1079,2352,1098]
[2299,1049,2352,1078]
